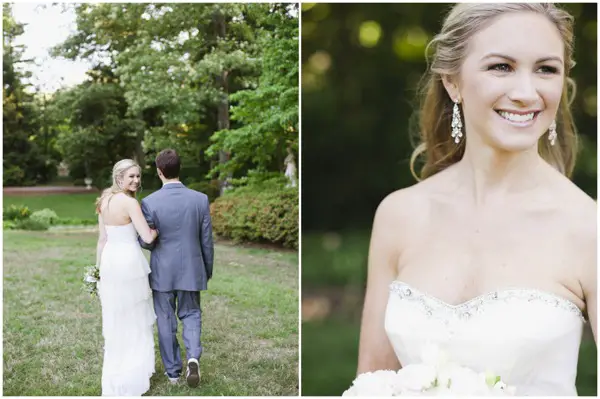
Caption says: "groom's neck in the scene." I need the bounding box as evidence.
[161,178,180,185]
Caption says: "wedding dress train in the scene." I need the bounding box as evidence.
[385,281,585,396]
[98,223,156,396]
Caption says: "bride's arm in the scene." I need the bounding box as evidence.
[126,197,158,244]
[581,219,597,343]
[357,194,403,375]
[96,214,107,266]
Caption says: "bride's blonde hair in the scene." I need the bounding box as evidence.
[95,159,141,214]
[410,3,578,181]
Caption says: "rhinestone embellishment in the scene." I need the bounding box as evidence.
[389,281,585,322]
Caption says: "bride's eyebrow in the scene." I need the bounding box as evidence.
[480,53,563,64]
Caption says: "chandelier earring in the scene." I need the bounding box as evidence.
[548,120,557,146]
[451,99,463,144]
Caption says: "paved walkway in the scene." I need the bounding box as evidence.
[4,186,99,195]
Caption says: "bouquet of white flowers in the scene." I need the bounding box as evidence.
[343,344,516,396]
[83,264,100,298]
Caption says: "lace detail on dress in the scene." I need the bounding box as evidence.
[389,280,585,323]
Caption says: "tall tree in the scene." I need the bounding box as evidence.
[3,4,46,185]
[208,4,299,180]
[52,3,298,192]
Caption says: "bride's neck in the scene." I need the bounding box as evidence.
[454,143,547,206]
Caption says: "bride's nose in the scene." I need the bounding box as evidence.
[507,71,540,105]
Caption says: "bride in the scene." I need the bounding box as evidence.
[95,159,158,396]
[357,4,596,396]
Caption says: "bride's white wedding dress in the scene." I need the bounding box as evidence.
[385,281,585,396]
[98,223,156,396]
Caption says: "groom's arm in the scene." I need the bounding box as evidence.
[138,198,156,250]
[199,196,214,279]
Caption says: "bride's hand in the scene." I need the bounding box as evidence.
[151,229,159,239]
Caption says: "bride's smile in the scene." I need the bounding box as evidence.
[122,170,141,192]
[445,11,564,154]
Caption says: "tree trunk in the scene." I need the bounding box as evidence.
[214,8,232,195]
[134,129,145,169]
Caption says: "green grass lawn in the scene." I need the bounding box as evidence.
[3,191,156,221]
[3,230,299,396]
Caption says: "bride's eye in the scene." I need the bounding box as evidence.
[537,65,559,74]
[488,63,512,73]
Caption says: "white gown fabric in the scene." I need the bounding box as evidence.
[98,223,156,396]
[385,281,585,396]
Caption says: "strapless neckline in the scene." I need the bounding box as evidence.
[390,280,585,322]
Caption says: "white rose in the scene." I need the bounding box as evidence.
[492,381,517,396]
[343,370,400,396]
[437,364,489,395]
[421,385,455,396]
[396,363,437,392]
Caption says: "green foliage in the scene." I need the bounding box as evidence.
[208,5,299,179]
[3,221,17,230]
[14,218,49,231]
[55,217,97,226]
[3,4,51,186]
[3,204,32,221]
[187,181,221,204]
[226,171,290,195]
[52,3,298,192]
[30,209,59,226]
[211,186,298,248]
[53,82,139,185]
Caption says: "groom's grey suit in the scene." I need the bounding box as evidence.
[139,182,214,378]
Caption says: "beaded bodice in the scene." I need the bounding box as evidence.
[384,281,584,396]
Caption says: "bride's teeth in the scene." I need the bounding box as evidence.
[498,111,535,122]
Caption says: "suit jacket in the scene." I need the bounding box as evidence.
[139,182,214,291]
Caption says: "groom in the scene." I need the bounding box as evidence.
[139,149,214,388]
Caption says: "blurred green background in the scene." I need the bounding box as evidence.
[301,3,597,396]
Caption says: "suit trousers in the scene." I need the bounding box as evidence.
[153,290,203,378]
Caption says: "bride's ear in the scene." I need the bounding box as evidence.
[442,74,461,103]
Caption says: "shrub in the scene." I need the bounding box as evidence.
[210,186,298,249]
[14,218,49,231]
[55,218,97,226]
[227,172,290,195]
[4,205,32,221]
[188,180,220,204]
[30,209,59,225]
[3,166,25,186]
[3,221,16,230]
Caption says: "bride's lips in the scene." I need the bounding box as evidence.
[494,109,541,128]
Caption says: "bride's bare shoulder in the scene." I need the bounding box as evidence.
[551,172,596,223]
[373,176,439,229]
[548,172,596,263]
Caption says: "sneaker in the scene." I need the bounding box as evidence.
[165,372,179,385]
[186,358,200,388]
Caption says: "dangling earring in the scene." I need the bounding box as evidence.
[451,99,463,144]
[548,120,557,146]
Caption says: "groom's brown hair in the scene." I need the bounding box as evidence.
[156,149,181,179]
